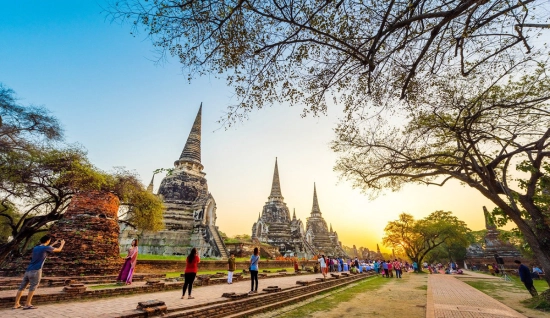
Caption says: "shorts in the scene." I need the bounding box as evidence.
[19,269,42,291]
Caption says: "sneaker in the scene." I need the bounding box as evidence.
[248,291,254,294]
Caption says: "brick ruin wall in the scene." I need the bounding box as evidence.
[43,191,124,276]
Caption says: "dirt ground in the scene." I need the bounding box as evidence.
[253,271,427,318]
[309,272,427,318]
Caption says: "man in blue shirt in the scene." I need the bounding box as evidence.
[515,260,538,297]
[13,235,66,310]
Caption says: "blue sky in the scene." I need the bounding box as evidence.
[0,1,495,248]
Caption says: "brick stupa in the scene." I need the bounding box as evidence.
[44,191,123,276]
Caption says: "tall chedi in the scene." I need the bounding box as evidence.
[120,105,228,258]
[305,183,347,257]
[252,159,314,258]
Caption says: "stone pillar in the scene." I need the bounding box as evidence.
[44,191,123,276]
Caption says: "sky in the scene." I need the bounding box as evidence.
[0,1,499,250]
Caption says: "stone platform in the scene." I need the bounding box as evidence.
[0,271,374,317]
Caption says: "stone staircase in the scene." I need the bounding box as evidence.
[208,224,228,259]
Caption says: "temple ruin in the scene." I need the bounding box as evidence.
[120,105,228,259]
[465,206,522,268]
[305,184,347,257]
[251,159,315,258]
[45,191,123,276]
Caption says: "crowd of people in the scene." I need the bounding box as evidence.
[13,238,546,311]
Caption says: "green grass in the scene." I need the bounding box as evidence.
[89,284,122,290]
[416,285,427,290]
[279,276,388,318]
[465,276,549,308]
[165,267,296,278]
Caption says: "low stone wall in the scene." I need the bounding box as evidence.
[137,260,318,273]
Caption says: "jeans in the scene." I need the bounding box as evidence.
[250,270,258,291]
[182,272,196,296]
[384,269,389,277]
[395,269,402,278]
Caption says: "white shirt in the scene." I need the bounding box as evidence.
[318,258,326,268]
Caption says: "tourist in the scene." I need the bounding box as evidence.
[412,261,418,273]
[339,257,344,272]
[394,259,402,278]
[488,264,495,275]
[515,260,538,297]
[382,260,389,278]
[388,260,394,277]
[13,235,65,310]
[249,247,260,294]
[294,259,299,272]
[318,254,327,278]
[117,238,138,285]
[182,247,200,299]
[493,263,500,275]
[227,253,236,284]
[532,266,544,279]
[373,260,380,274]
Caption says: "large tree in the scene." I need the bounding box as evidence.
[0,85,164,262]
[334,65,550,286]
[383,211,470,267]
[108,0,550,286]
[108,0,548,123]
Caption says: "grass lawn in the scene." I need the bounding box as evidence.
[89,284,123,290]
[277,276,388,318]
[165,267,296,278]
[129,254,278,262]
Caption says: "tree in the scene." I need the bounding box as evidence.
[334,65,550,285]
[107,0,549,124]
[383,211,470,267]
[107,0,550,286]
[0,85,164,262]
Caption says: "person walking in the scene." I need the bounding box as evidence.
[227,253,236,284]
[394,259,402,278]
[249,247,260,294]
[117,238,138,285]
[412,261,418,273]
[13,235,65,310]
[182,247,200,299]
[515,260,538,297]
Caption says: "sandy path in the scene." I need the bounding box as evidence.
[310,272,427,318]
[253,271,427,318]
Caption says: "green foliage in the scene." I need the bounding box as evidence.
[383,211,470,264]
[0,84,164,261]
[111,169,164,232]
[224,234,251,244]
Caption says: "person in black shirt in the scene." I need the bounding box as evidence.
[514,260,538,297]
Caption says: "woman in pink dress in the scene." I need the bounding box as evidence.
[117,239,138,285]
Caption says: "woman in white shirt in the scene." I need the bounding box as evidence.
[318,255,327,278]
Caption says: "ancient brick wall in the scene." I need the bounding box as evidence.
[44,191,124,276]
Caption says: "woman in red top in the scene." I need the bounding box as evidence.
[182,248,200,299]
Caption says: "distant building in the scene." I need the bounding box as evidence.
[305,184,347,257]
[120,105,228,258]
[251,159,315,258]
